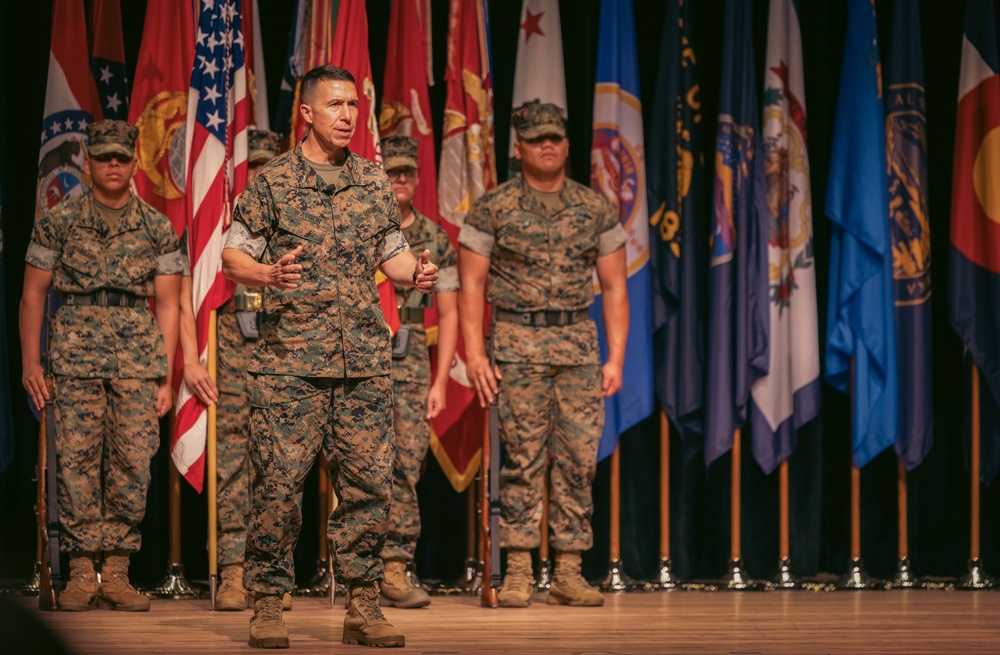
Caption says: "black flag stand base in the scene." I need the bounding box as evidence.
[890,557,921,588]
[599,558,639,592]
[772,557,801,589]
[721,558,769,591]
[147,562,203,599]
[649,557,681,590]
[957,557,994,590]
[535,556,552,591]
[834,557,888,590]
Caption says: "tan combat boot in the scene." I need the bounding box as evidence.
[97,552,150,611]
[547,551,604,606]
[58,554,97,611]
[216,563,247,611]
[498,550,534,608]
[249,595,289,649]
[380,559,431,608]
[342,582,405,647]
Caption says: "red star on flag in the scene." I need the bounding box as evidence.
[521,8,545,43]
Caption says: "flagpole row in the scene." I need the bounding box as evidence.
[722,429,754,590]
[458,484,480,594]
[651,411,678,590]
[600,447,637,592]
[958,364,992,589]
[207,310,219,608]
[892,460,919,587]
[773,459,799,588]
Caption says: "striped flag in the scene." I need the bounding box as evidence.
[172,0,249,492]
[88,0,129,120]
[589,0,655,462]
[37,0,103,219]
[749,0,820,474]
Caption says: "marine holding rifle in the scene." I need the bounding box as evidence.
[457,100,629,608]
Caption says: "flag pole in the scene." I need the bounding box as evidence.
[148,413,201,598]
[773,459,800,588]
[722,429,755,589]
[535,460,552,591]
[891,459,920,587]
[651,411,679,589]
[835,358,885,589]
[480,413,498,607]
[458,484,480,593]
[958,363,993,589]
[305,464,331,596]
[599,446,637,591]
[207,310,219,608]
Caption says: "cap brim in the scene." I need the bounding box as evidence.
[249,149,277,165]
[383,156,418,171]
[89,143,134,158]
[516,124,567,140]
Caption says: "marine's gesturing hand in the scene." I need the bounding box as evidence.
[266,245,303,290]
[414,249,438,293]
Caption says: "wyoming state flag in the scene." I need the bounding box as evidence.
[950,0,1000,484]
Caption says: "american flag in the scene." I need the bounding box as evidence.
[172,0,249,492]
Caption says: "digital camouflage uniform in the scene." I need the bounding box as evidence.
[382,207,458,563]
[227,144,410,597]
[458,105,627,553]
[25,120,184,556]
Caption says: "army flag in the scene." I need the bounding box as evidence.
[590,0,655,462]
[951,0,1000,484]
[647,0,707,455]
[244,0,270,129]
[886,2,933,471]
[173,0,249,492]
[825,0,897,468]
[37,0,103,219]
[749,0,819,474]
[0,176,13,473]
[431,0,496,491]
[88,0,129,121]
[129,0,196,235]
[704,0,770,467]
[509,0,566,178]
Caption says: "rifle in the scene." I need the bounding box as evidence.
[480,310,501,607]
[36,293,60,610]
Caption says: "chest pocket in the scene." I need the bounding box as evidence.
[60,228,103,290]
[496,215,548,264]
[276,207,327,272]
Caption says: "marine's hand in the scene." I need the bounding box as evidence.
[427,379,448,419]
[183,360,219,406]
[601,361,623,397]
[414,249,438,293]
[22,362,49,411]
[266,245,303,290]
[467,353,502,407]
[155,381,173,418]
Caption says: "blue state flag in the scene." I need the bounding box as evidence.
[825,0,898,468]
[589,0,655,462]
[704,0,770,466]
[886,1,933,470]
[0,174,13,472]
[647,0,707,456]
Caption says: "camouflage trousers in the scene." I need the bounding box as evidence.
[244,374,394,596]
[216,390,250,567]
[380,380,430,563]
[53,376,159,554]
[496,362,603,552]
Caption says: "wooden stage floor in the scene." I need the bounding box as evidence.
[10,589,1000,654]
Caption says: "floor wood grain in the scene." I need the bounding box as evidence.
[11,589,1000,654]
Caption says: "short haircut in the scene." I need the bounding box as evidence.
[300,66,356,104]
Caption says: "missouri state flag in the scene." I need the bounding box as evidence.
[950,0,1000,484]
[88,0,129,120]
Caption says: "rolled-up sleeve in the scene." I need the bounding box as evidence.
[380,229,411,264]
[225,221,267,259]
[597,197,627,256]
[458,199,495,257]
[26,212,61,271]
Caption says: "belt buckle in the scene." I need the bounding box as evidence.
[244,291,263,312]
[96,290,109,306]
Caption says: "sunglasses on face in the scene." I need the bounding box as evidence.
[387,167,417,180]
[91,152,134,164]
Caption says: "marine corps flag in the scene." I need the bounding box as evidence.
[37,0,103,219]
[432,0,496,491]
[88,0,129,120]
[330,0,380,164]
[647,0,707,456]
[951,0,1000,484]
[704,0,770,467]
[749,0,819,474]
[886,1,933,471]
[128,0,196,235]
[825,0,897,468]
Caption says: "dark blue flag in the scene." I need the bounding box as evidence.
[704,0,770,466]
[274,0,309,145]
[825,0,898,468]
[0,174,13,472]
[647,0,707,456]
[885,2,933,470]
[950,0,1000,484]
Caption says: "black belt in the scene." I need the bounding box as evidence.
[217,292,262,314]
[494,308,590,327]
[399,307,425,324]
[63,291,146,308]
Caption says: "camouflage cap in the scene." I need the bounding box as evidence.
[86,119,138,158]
[511,100,566,140]
[249,128,281,164]
[381,134,419,171]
